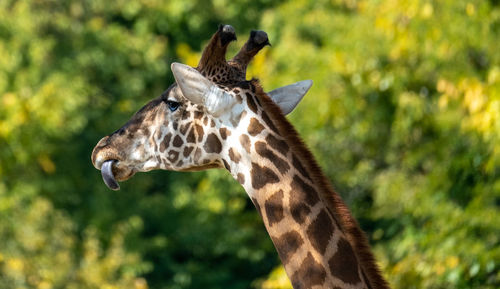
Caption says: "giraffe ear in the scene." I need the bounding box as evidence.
[171,62,233,116]
[267,80,313,115]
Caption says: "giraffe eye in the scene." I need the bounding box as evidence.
[166,100,180,112]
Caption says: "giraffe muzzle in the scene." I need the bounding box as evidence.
[101,159,120,190]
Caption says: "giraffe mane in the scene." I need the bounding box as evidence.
[251,79,390,289]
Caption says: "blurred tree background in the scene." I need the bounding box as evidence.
[0,0,498,288]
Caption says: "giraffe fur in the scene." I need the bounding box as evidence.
[91,25,390,289]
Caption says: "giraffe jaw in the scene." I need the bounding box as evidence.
[99,158,220,190]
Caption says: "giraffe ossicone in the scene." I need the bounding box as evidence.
[91,25,390,289]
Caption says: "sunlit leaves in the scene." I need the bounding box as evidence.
[256,0,499,288]
[1,0,499,288]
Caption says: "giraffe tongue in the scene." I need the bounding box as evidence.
[101,160,120,191]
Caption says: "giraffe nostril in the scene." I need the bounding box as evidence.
[95,136,110,149]
[91,136,115,169]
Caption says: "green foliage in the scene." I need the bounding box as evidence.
[256,0,500,288]
[0,0,499,289]
[0,0,279,288]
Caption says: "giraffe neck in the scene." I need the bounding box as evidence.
[223,129,368,289]
[219,83,389,289]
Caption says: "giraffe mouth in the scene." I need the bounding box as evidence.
[101,160,120,190]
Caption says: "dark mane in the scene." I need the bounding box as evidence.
[251,79,390,289]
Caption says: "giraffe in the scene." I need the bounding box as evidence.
[91,25,390,289]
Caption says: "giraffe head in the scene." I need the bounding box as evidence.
[91,25,312,190]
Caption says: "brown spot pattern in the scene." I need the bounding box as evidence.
[204,133,222,153]
[250,162,279,189]
[180,123,190,135]
[289,197,311,224]
[248,118,265,136]
[293,155,311,180]
[292,175,320,207]
[239,134,251,153]
[291,253,327,289]
[183,146,194,157]
[194,124,204,142]
[264,190,284,227]
[186,127,196,143]
[167,150,179,162]
[289,175,320,224]
[160,133,172,152]
[173,135,183,147]
[194,148,202,160]
[228,148,241,163]
[266,134,289,156]
[181,111,192,121]
[261,111,278,133]
[307,210,334,255]
[237,173,245,185]
[219,127,230,140]
[194,111,203,119]
[273,231,304,263]
[255,141,290,174]
[329,238,361,284]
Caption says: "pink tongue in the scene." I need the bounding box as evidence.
[101,160,120,190]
